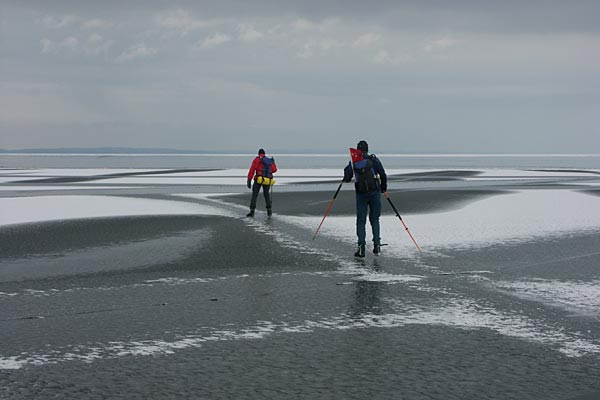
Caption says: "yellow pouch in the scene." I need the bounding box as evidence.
[257,176,275,186]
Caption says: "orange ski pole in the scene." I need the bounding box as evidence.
[383,191,423,254]
[313,180,344,240]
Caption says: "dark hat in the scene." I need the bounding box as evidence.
[258,148,265,155]
[357,140,368,152]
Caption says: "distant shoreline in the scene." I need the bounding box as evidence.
[2,148,600,157]
[2,152,600,157]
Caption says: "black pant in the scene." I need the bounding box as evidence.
[249,181,272,210]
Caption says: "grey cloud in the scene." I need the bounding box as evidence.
[81,18,115,29]
[115,44,159,63]
[41,14,80,29]
[14,0,600,33]
[1,0,599,152]
[41,36,78,54]
[198,33,233,49]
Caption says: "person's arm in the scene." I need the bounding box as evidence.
[247,158,258,187]
[270,157,277,174]
[247,158,259,180]
[343,161,353,182]
[374,157,387,192]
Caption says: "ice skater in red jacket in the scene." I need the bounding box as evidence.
[246,148,277,218]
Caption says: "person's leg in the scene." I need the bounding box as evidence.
[356,193,368,247]
[368,192,382,246]
[248,181,261,216]
[263,185,272,216]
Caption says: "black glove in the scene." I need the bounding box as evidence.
[247,179,252,189]
[380,184,387,193]
[271,157,275,163]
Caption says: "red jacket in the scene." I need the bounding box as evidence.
[247,155,277,181]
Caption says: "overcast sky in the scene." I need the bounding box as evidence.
[1,0,599,152]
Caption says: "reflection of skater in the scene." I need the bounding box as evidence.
[343,140,387,258]
[349,280,384,319]
[246,148,277,218]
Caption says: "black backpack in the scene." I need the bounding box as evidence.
[353,155,379,193]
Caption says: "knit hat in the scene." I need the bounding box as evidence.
[357,140,368,152]
[258,148,265,155]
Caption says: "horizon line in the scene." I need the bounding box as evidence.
[2,152,600,157]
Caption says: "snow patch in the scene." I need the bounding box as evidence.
[0,186,138,191]
[496,279,600,315]
[282,190,600,256]
[0,195,230,227]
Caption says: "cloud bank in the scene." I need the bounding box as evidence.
[1,1,599,152]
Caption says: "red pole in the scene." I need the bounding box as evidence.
[383,191,423,254]
[312,180,344,240]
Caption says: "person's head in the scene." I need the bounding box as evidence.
[357,140,368,153]
[258,148,265,156]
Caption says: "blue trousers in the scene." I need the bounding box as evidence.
[356,191,381,246]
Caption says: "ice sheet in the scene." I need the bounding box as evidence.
[0,195,230,226]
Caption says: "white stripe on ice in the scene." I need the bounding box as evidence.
[5,168,597,186]
[0,186,139,191]
[0,177,49,183]
[140,168,341,178]
[496,279,600,315]
[568,181,600,187]
[472,169,600,178]
[95,176,343,185]
[0,195,230,227]
[282,190,600,255]
[2,295,598,369]
[137,168,419,178]
[94,168,436,185]
[5,168,167,176]
[352,272,423,283]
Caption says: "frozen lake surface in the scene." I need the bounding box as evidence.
[1,158,600,399]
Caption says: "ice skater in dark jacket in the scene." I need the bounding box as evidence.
[246,148,278,218]
[343,140,387,258]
